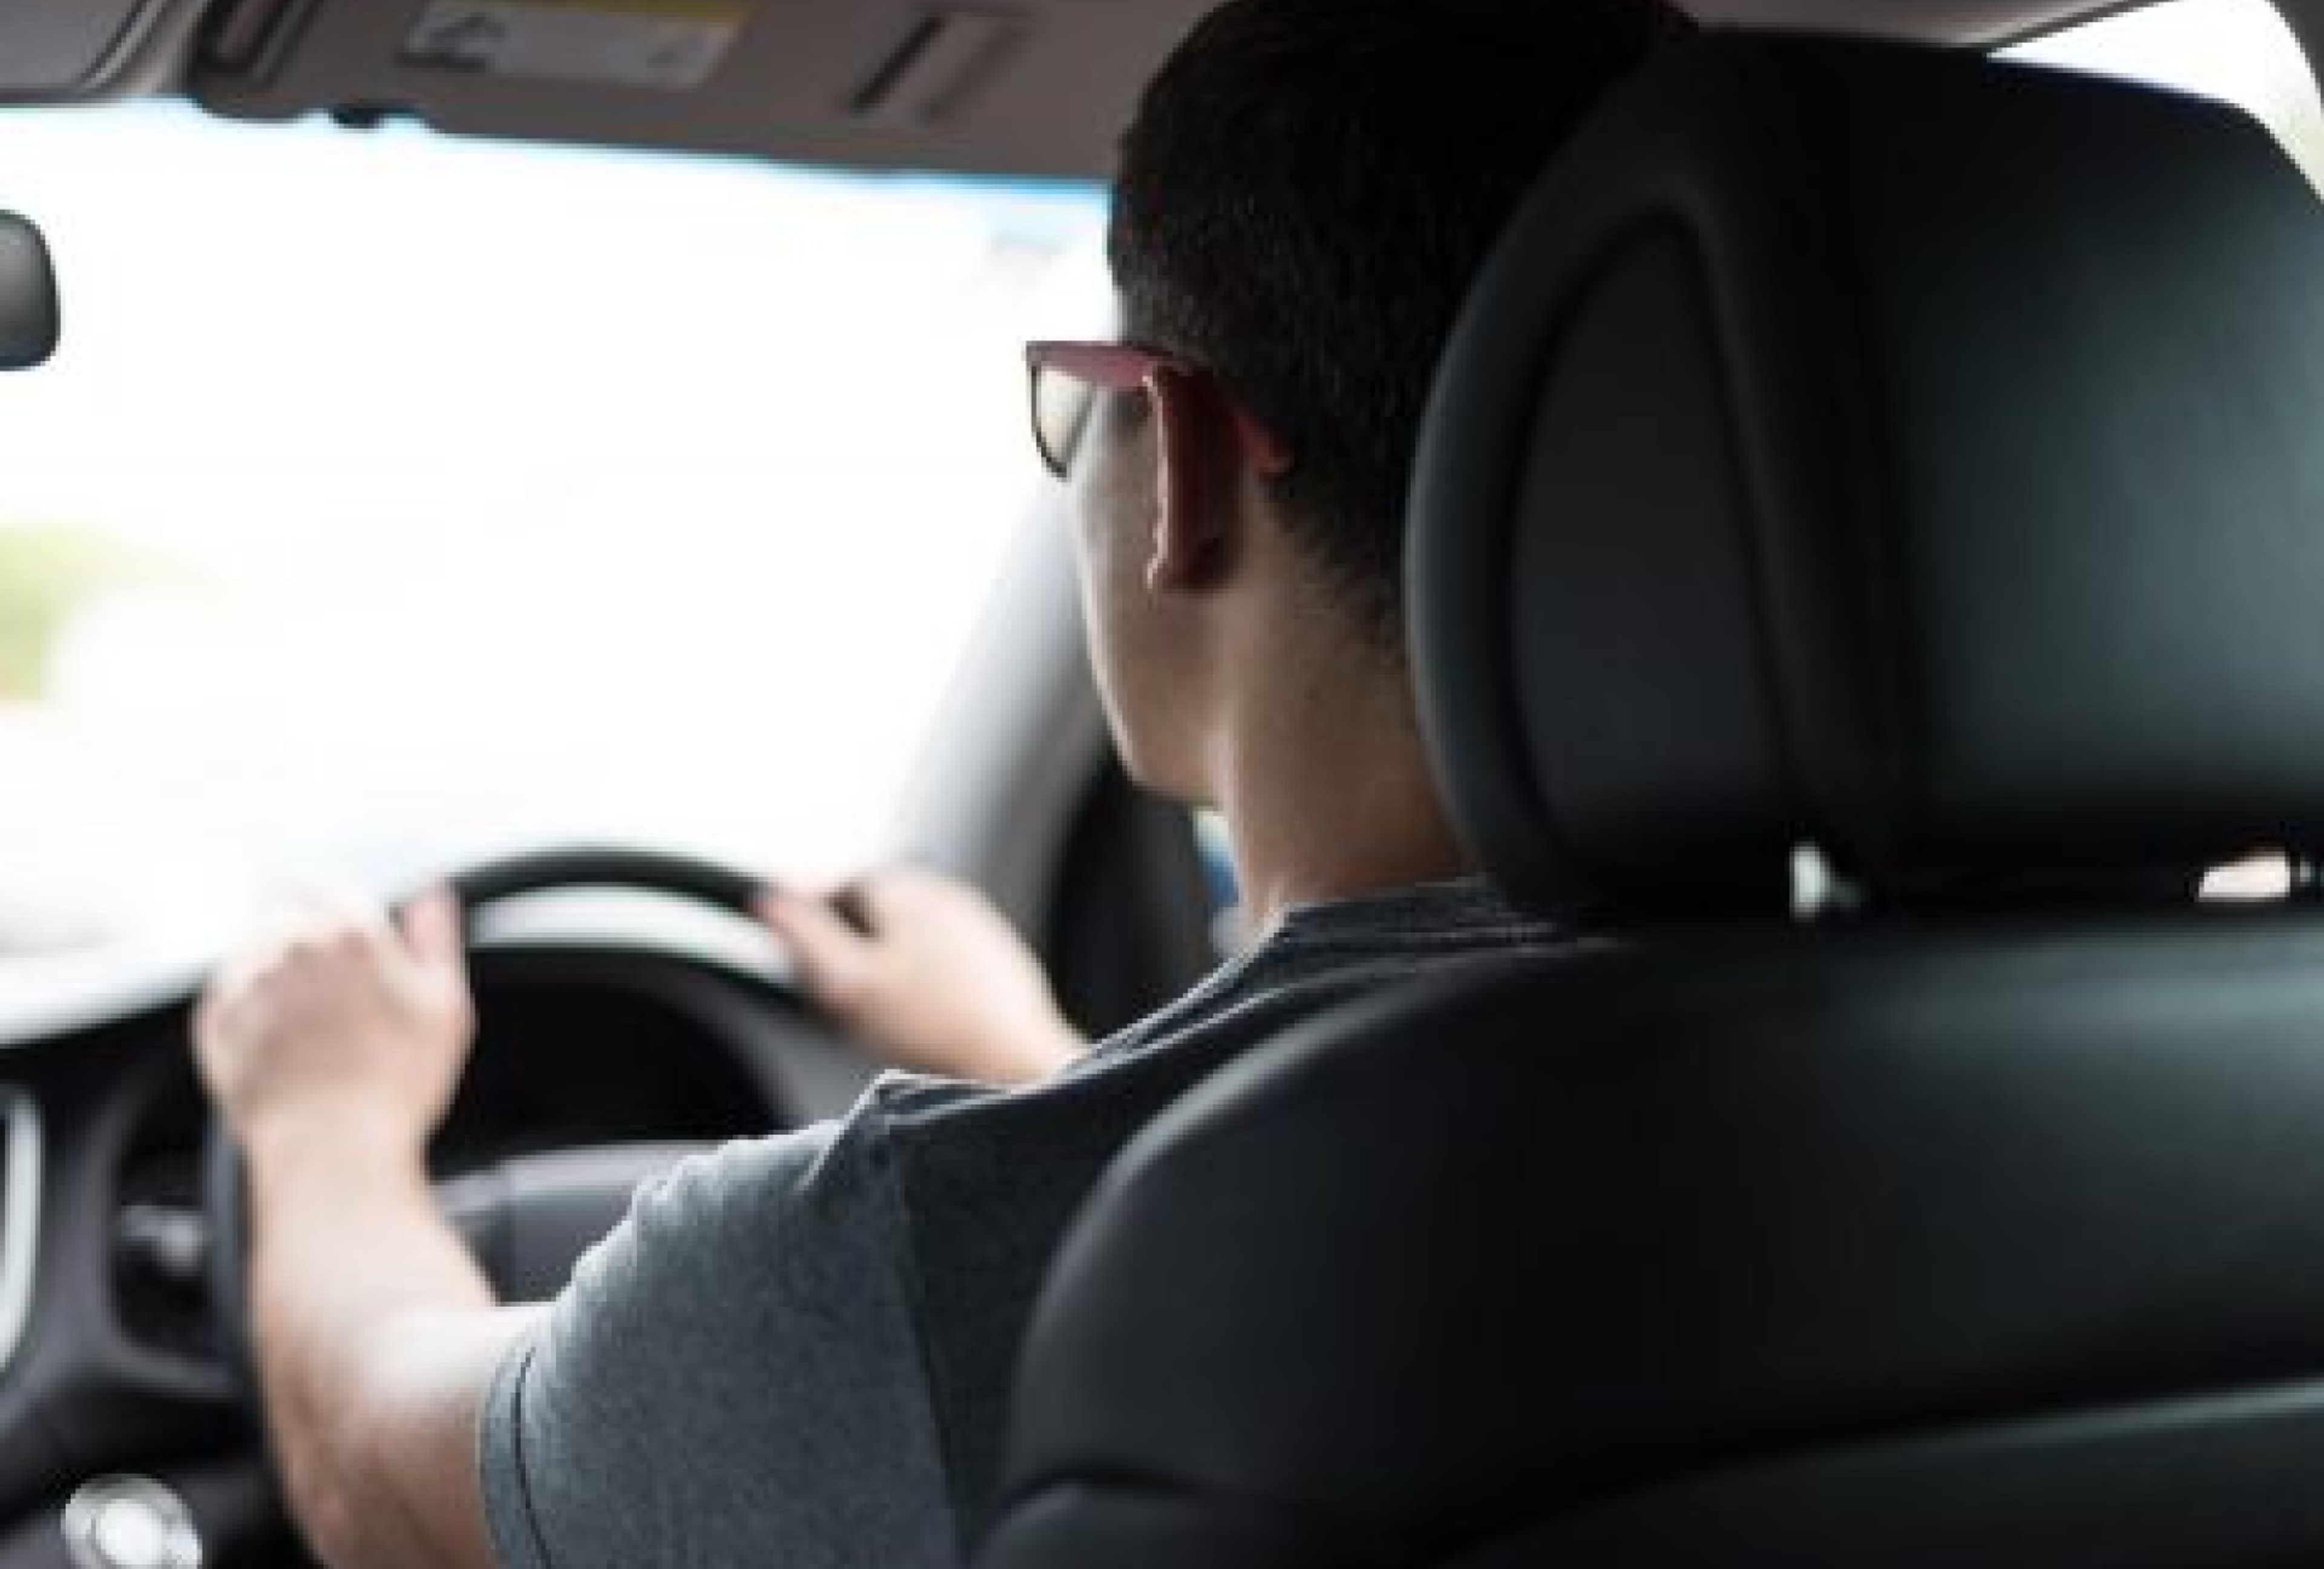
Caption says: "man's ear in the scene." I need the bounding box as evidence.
[1146,366,1239,597]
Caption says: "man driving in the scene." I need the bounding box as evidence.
[191,0,1693,1563]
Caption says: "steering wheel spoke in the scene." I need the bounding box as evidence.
[437,1142,714,1301]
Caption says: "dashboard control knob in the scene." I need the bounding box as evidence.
[61,1476,203,1569]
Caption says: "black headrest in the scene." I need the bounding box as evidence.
[1,212,59,371]
[1410,35,2324,919]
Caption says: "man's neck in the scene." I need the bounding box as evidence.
[1212,651,1475,933]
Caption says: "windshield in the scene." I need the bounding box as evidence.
[0,108,1106,960]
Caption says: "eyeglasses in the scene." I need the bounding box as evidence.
[1023,340,1296,482]
[1023,340,1181,481]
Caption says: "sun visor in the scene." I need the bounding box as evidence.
[0,0,209,102]
[188,0,1215,180]
[0,215,60,372]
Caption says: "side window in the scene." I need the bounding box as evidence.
[2006,0,2324,189]
[1042,764,1224,1039]
[1192,811,1250,957]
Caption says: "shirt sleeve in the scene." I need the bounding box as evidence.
[476,1102,959,1569]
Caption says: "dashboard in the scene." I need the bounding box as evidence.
[0,930,881,1568]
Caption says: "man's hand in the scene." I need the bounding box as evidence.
[195,889,475,1162]
[191,890,508,1569]
[760,867,1084,1086]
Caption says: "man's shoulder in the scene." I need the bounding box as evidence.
[599,1097,923,1266]
[1082,875,1567,1065]
[876,880,1567,1150]
[856,878,1571,1533]
[481,1089,960,1569]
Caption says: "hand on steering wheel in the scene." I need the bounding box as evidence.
[197,847,790,1401]
[195,846,1083,1404]
[195,889,474,1176]
[761,866,1084,1087]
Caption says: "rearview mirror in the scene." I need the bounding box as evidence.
[1,212,59,370]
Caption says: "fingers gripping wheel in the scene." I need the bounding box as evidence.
[201,847,775,1403]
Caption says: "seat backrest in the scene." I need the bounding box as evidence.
[979,33,2324,1569]
[1,212,58,371]
[988,921,2324,1567]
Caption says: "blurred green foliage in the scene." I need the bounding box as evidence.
[0,526,147,700]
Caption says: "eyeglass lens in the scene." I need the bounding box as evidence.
[1032,361,1096,478]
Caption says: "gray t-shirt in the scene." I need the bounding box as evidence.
[478,877,1562,1569]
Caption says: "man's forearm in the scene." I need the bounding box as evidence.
[246,1121,528,1569]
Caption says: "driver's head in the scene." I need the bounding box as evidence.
[1071,0,1695,798]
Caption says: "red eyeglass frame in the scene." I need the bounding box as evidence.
[1024,340,1292,481]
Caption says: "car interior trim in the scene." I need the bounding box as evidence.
[45,0,2192,178]
[0,0,209,104]
[0,1091,42,1384]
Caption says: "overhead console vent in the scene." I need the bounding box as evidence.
[197,0,313,80]
[849,9,1027,130]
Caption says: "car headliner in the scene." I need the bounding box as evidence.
[5,0,2320,184]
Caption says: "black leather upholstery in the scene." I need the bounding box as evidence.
[991,920,2324,1567]
[1411,38,2324,919]
[0,212,58,371]
[979,31,2324,1569]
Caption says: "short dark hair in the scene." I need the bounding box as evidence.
[1112,0,1695,647]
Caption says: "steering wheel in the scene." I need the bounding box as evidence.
[201,846,798,1399]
